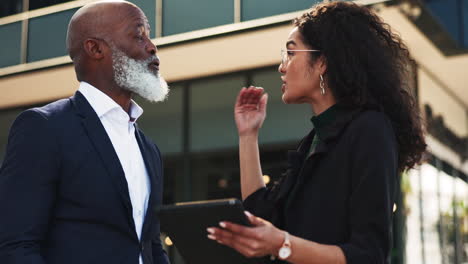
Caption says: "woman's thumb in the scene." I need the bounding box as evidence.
[245,211,264,226]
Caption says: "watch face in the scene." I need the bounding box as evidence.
[279,247,291,259]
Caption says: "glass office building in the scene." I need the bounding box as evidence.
[0,0,467,263]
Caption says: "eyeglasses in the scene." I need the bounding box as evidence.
[281,49,321,65]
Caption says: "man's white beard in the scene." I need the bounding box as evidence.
[112,48,169,102]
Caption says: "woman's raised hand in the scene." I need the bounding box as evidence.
[234,86,268,137]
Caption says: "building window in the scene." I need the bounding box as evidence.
[405,159,468,263]
[0,0,74,18]
[0,22,22,67]
[0,0,23,18]
[26,8,78,62]
[162,0,234,36]
[136,84,184,155]
[425,0,468,49]
[241,0,319,21]
[29,0,74,11]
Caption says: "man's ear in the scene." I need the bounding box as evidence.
[83,38,108,60]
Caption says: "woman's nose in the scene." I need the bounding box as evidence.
[278,62,286,74]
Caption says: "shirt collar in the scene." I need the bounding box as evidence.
[309,103,366,143]
[310,104,343,140]
[78,81,144,121]
[128,100,144,122]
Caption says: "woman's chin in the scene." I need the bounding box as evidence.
[282,94,297,104]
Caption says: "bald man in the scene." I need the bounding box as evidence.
[0,1,170,264]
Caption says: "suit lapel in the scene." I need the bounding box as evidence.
[71,92,134,220]
[134,125,159,240]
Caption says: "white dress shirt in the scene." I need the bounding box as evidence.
[79,82,150,264]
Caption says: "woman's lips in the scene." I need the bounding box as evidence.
[281,76,286,93]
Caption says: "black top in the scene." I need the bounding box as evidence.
[307,103,342,157]
[243,105,398,264]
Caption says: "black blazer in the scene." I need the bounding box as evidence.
[244,107,398,264]
[0,91,169,264]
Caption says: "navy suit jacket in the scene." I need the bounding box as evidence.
[0,91,169,264]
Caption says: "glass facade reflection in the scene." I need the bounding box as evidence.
[406,160,468,264]
[425,0,468,48]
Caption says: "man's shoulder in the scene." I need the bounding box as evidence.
[22,96,75,123]
[11,97,77,134]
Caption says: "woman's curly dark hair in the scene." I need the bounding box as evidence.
[294,1,426,172]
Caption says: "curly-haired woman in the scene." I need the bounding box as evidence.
[207,1,426,264]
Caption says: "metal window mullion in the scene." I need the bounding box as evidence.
[20,0,29,64]
[234,0,241,23]
[452,168,460,264]
[156,0,163,38]
[457,0,464,47]
[418,166,426,264]
[20,19,28,64]
[245,71,252,88]
[182,82,192,201]
[436,158,447,264]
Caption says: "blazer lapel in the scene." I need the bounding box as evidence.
[283,107,367,213]
[134,125,159,240]
[71,92,134,219]
[274,130,314,203]
[306,140,328,160]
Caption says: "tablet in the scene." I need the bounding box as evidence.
[156,198,260,264]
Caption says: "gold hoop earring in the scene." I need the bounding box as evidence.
[320,74,325,95]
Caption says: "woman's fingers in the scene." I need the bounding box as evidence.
[237,86,264,107]
[207,215,280,258]
[208,227,251,248]
[244,211,266,226]
[246,87,264,105]
[219,221,264,240]
[235,87,247,107]
[207,227,266,258]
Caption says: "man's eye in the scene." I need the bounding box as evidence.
[287,51,294,56]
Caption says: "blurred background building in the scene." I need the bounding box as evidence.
[0,0,467,263]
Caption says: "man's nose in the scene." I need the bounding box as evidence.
[147,40,157,55]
